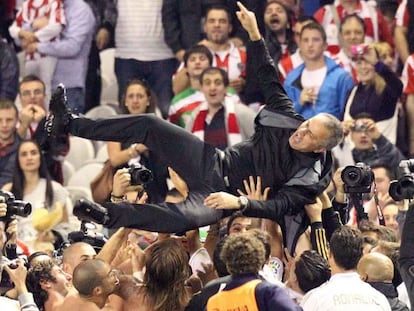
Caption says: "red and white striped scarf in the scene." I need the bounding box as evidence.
[191,98,242,147]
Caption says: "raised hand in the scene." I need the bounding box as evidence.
[235,1,261,41]
[237,176,270,201]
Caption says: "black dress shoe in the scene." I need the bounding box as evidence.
[73,199,110,225]
[45,84,72,138]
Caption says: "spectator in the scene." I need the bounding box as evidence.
[314,0,393,55]
[169,45,214,126]
[17,75,48,140]
[263,0,296,65]
[284,22,354,120]
[343,43,402,144]
[278,15,317,82]
[402,52,414,157]
[332,14,365,83]
[105,79,168,203]
[301,226,391,310]
[83,0,117,113]
[394,0,413,64]
[9,0,65,99]
[2,140,70,244]
[382,201,402,240]
[17,75,69,184]
[25,0,96,113]
[206,233,300,311]
[333,117,405,169]
[358,252,409,311]
[161,0,206,62]
[174,5,247,96]
[0,100,20,188]
[0,35,19,101]
[185,67,255,150]
[114,0,177,118]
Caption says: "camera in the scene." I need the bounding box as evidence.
[341,163,374,193]
[351,44,368,58]
[352,120,367,132]
[389,160,414,201]
[0,258,24,291]
[0,190,31,221]
[128,163,153,186]
[67,221,107,252]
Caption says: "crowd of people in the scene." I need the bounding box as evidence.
[1,0,414,310]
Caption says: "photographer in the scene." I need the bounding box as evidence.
[399,202,414,308]
[0,201,39,311]
[333,116,406,169]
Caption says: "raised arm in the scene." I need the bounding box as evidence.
[236,2,297,115]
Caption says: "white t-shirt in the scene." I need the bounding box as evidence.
[18,179,69,242]
[301,272,391,311]
[301,66,328,96]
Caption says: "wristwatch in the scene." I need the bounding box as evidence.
[238,196,249,211]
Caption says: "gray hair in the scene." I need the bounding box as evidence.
[318,113,343,150]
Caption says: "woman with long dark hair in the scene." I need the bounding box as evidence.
[2,139,69,243]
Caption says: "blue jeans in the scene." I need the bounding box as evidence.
[115,57,178,118]
[66,87,85,114]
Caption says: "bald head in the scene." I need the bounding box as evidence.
[73,259,108,296]
[62,242,96,275]
[357,252,394,282]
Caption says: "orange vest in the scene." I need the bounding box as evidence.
[207,279,261,311]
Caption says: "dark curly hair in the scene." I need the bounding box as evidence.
[221,233,265,275]
[26,260,56,309]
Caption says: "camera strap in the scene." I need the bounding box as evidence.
[373,189,385,226]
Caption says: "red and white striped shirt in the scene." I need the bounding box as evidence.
[9,0,65,60]
[212,42,247,79]
[331,50,358,83]
[395,0,408,27]
[277,50,303,83]
[402,53,414,94]
[314,0,392,55]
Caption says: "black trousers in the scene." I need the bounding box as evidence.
[71,114,231,232]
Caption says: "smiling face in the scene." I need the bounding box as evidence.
[124,83,150,115]
[50,265,73,297]
[264,2,289,33]
[200,71,227,107]
[340,16,365,54]
[18,141,41,173]
[289,117,330,153]
[354,58,376,84]
[204,9,232,45]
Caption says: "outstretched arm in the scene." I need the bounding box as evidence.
[236,2,298,116]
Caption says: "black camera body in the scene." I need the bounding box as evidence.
[128,163,153,186]
[389,160,414,201]
[341,163,374,193]
[67,221,107,253]
[0,190,31,221]
[0,258,24,292]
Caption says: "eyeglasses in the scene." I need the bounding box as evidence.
[20,89,44,98]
